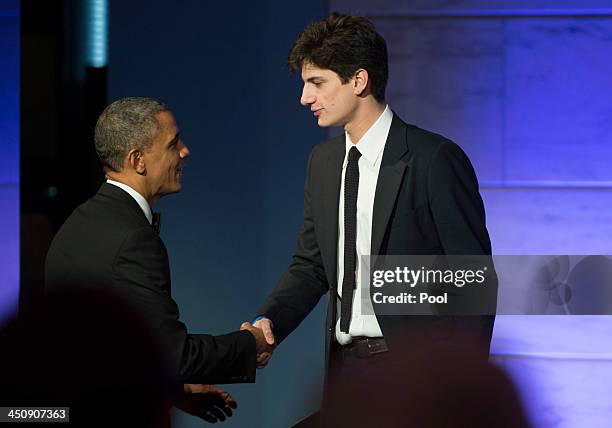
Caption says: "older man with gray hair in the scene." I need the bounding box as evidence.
[45,97,272,422]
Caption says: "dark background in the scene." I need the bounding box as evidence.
[107,2,330,426]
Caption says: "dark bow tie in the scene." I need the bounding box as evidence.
[152,212,161,234]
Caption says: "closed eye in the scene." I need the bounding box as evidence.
[167,133,180,149]
[306,77,325,86]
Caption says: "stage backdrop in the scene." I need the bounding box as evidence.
[109,1,328,427]
[0,0,20,323]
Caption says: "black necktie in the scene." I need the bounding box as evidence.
[152,212,161,234]
[340,146,362,333]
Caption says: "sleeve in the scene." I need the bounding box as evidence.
[257,148,329,343]
[114,226,256,384]
[428,140,492,256]
[427,140,497,350]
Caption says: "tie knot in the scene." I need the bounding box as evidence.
[348,146,362,162]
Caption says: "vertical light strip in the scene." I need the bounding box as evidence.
[0,0,20,323]
[86,0,108,68]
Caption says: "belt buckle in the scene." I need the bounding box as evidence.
[366,338,388,355]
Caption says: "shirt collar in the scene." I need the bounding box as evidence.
[106,179,153,224]
[344,105,393,168]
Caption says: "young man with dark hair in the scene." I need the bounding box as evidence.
[247,13,495,426]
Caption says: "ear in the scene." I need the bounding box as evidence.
[126,149,146,175]
[353,68,369,96]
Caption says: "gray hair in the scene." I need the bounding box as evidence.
[94,97,169,172]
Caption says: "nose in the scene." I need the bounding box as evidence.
[179,141,190,159]
[300,85,315,106]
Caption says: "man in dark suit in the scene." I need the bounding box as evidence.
[45,97,272,422]
[246,14,496,426]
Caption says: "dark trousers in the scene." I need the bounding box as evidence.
[320,340,406,428]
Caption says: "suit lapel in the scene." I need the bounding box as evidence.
[320,137,345,289]
[371,115,409,256]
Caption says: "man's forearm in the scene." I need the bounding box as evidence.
[258,266,328,343]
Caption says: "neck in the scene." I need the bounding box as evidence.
[106,173,158,208]
[344,99,386,144]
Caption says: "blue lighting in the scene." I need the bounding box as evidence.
[85,0,108,68]
[0,0,19,323]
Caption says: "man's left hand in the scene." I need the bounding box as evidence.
[176,384,237,423]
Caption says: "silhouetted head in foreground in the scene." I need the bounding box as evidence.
[0,288,176,428]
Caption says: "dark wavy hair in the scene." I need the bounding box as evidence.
[288,13,388,102]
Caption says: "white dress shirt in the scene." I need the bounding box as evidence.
[106,179,153,225]
[335,105,394,345]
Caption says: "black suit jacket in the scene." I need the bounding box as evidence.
[258,114,496,373]
[45,183,256,384]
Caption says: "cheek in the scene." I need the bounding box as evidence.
[327,89,349,110]
[329,94,337,106]
[341,91,356,110]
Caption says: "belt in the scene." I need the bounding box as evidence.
[342,337,388,358]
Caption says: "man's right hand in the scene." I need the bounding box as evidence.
[240,319,275,368]
[254,317,275,368]
[252,317,275,346]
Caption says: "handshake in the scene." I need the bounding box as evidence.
[240,318,276,368]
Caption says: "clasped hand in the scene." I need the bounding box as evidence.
[240,318,276,368]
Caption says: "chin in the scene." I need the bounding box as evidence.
[318,114,344,128]
[165,185,182,195]
[317,117,332,128]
